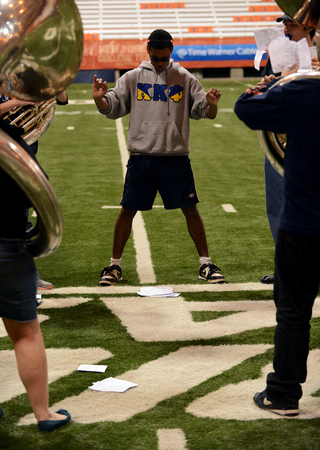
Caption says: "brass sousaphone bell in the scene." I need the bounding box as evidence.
[0,0,83,257]
[2,98,57,146]
[257,0,320,176]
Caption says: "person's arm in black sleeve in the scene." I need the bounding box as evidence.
[56,90,68,105]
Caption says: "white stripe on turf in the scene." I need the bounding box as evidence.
[41,283,273,295]
[222,204,237,212]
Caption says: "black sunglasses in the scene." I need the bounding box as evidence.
[150,57,170,63]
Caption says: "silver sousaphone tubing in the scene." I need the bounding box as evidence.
[0,0,83,257]
[257,0,320,176]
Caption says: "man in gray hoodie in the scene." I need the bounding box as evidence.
[93,29,225,286]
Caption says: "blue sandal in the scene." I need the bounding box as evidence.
[38,409,71,431]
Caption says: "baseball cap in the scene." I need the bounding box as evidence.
[276,13,294,22]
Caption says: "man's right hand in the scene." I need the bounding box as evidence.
[92,74,110,110]
[92,74,108,99]
[258,74,276,86]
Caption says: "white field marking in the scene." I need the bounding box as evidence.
[157,429,187,450]
[116,118,156,284]
[68,99,95,105]
[20,344,271,424]
[101,296,320,342]
[67,126,74,130]
[214,124,222,128]
[56,111,98,115]
[41,282,274,296]
[101,205,164,209]
[222,204,237,213]
[37,296,93,309]
[115,117,129,183]
[10,293,320,425]
[133,212,157,283]
[187,349,320,421]
[102,296,287,342]
[31,210,37,217]
[1,347,112,404]
[55,111,81,115]
[219,108,234,112]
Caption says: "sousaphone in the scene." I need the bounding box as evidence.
[2,97,57,146]
[257,0,320,176]
[0,0,83,257]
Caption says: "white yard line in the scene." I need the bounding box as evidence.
[41,283,273,295]
[222,204,237,212]
[116,118,156,284]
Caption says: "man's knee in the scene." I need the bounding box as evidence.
[181,204,199,218]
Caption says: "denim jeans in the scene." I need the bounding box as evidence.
[0,239,38,322]
[264,157,283,245]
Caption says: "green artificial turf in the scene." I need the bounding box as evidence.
[1,79,319,450]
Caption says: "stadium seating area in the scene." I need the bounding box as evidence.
[75,0,282,40]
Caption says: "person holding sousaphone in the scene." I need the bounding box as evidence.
[0,91,68,290]
[234,11,320,415]
[259,13,319,285]
[0,0,83,432]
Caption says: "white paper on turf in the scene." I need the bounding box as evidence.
[89,377,138,392]
[137,286,180,297]
[77,364,108,372]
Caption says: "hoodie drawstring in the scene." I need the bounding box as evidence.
[166,69,170,116]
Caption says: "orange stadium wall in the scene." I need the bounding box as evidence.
[80,36,266,72]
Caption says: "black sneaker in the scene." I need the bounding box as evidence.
[260,274,274,284]
[99,265,122,286]
[199,263,226,284]
[253,390,299,417]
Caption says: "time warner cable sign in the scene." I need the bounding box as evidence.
[172,44,262,62]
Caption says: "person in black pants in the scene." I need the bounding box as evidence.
[234,69,320,416]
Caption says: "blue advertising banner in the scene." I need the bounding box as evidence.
[172,44,266,62]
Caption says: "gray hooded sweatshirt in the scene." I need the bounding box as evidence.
[97,59,213,155]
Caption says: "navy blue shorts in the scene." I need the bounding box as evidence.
[0,239,38,322]
[120,155,199,210]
